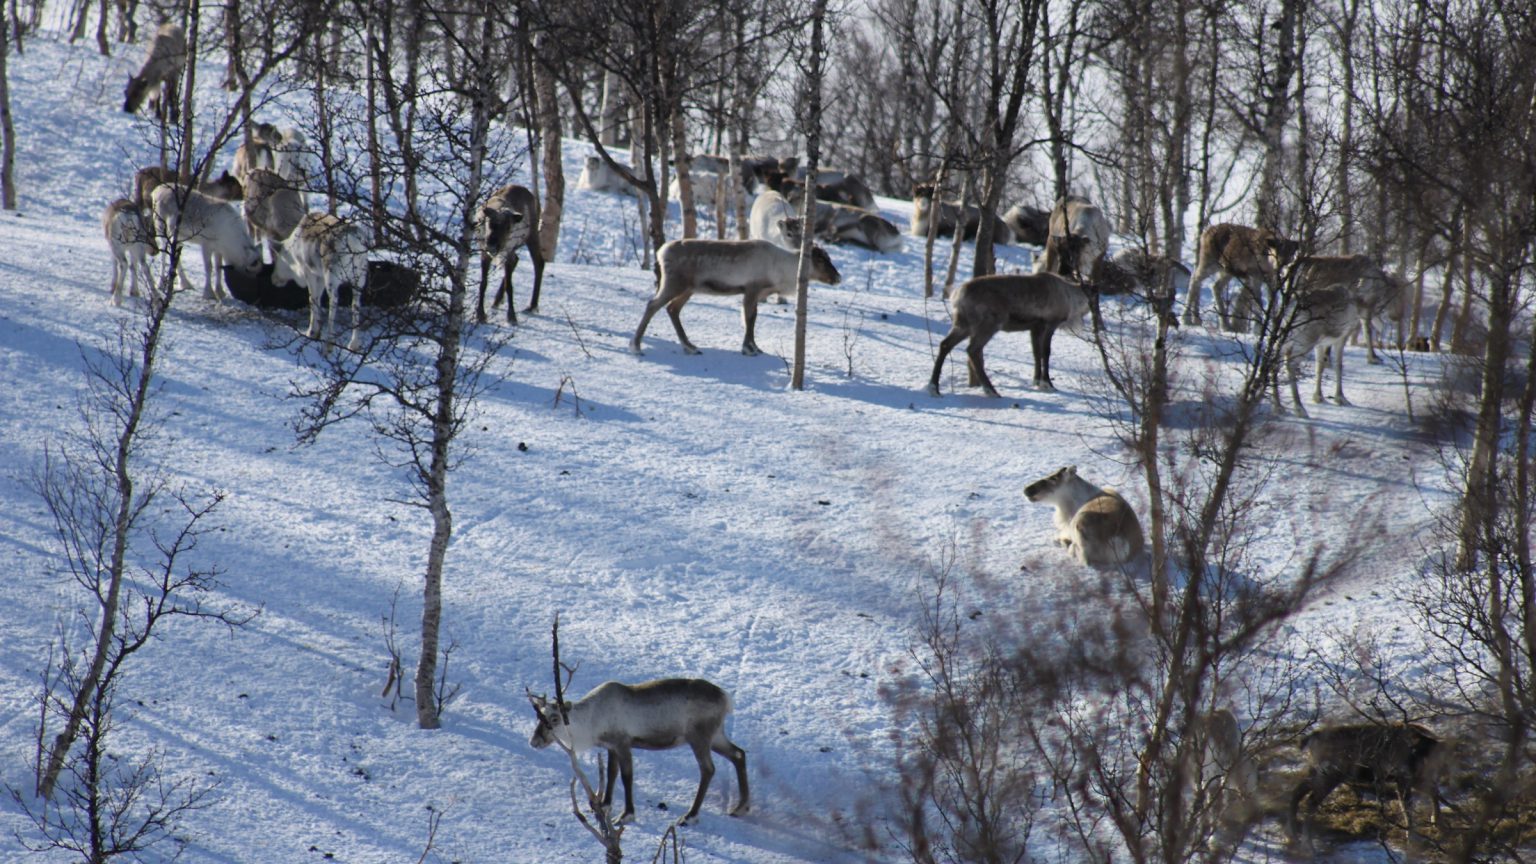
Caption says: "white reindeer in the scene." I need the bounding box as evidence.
[1024,465,1146,568]
[103,198,158,306]
[529,678,750,825]
[631,239,841,356]
[280,212,369,351]
[149,184,262,302]
[1272,283,1362,418]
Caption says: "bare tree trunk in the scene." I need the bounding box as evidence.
[1335,0,1358,253]
[365,4,385,243]
[672,107,697,239]
[791,0,828,392]
[177,0,199,178]
[599,66,623,147]
[535,35,563,265]
[0,0,16,211]
[416,3,496,732]
[1255,0,1302,228]
[922,158,948,298]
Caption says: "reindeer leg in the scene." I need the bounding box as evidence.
[305,271,325,341]
[1313,345,1328,404]
[740,291,761,355]
[1182,264,1208,326]
[681,738,717,825]
[602,748,620,808]
[712,735,750,816]
[476,253,492,324]
[110,256,125,306]
[966,329,1000,398]
[1033,324,1058,392]
[666,293,700,354]
[1289,356,1310,419]
[500,257,518,324]
[631,290,669,355]
[929,329,965,397]
[615,745,637,823]
[523,239,545,314]
[1333,339,1348,404]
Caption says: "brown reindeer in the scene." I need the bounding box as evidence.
[1184,223,1299,331]
[123,22,187,122]
[928,242,1091,398]
[477,184,546,324]
[1288,723,1446,840]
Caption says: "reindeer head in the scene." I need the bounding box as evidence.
[1262,232,1300,269]
[526,691,572,749]
[911,182,935,201]
[1025,465,1077,502]
[809,245,842,286]
[482,208,529,256]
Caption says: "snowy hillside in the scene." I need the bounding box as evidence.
[0,34,1457,863]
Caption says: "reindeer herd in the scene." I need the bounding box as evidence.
[101,23,1438,840]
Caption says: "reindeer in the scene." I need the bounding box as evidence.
[1109,247,1189,328]
[631,239,841,356]
[241,169,305,261]
[928,240,1091,397]
[279,212,370,351]
[270,128,312,190]
[1293,254,1407,365]
[1034,195,1109,284]
[231,121,282,184]
[764,170,875,211]
[747,190,804,251]
[1288,722,1446,840]
[529,678,750,825]
[1024,465,1146,567]
[134,166,243,211]
[103,199,158,306]
[576,155,639,196]
[1184,223,1299,331]
[1003,203,1050,246]
[476,184,546,324]
[1271,282,1362,418]
[781,190,902,254]
[123,22,186,122]
[149,184,262,302]
[909,183,1012,244]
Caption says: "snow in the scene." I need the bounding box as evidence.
[0,33,1457,863]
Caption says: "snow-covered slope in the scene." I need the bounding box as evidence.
[0,34,1456,863]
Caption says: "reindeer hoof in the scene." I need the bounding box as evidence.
[677,812,700,826]
[927,384,942,397]
[730,803,750,817]
[683,345,703,355]
[742,346,761,357]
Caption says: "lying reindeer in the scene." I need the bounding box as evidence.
[529,678,750,825]
[1024,465,1146,567]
